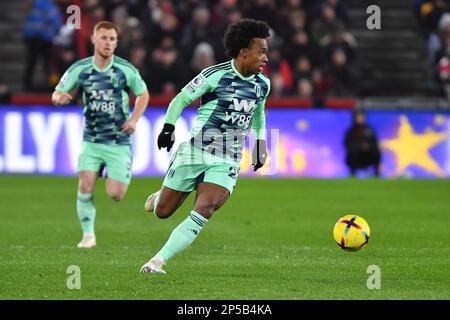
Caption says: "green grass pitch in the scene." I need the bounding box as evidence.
[0,176,449,299]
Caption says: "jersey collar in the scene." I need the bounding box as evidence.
[92,55,114,72]
[231,59,255,81]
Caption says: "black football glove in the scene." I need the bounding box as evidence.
[252,139,267,172]
[157,123,175,151]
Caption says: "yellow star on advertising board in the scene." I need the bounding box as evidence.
[381,116,447,177]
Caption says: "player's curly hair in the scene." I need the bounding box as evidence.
[223,18,270,58]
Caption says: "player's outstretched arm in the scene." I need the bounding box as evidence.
[157,72,212,152]
[252,100,268,171]
[51,91,73,106]
[121,90,150,134]
[157,90,197,152]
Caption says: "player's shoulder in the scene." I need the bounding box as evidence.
[68,57,92,72]
[200,60,233,79]
[114,55,139,73]
[256,72,271,87]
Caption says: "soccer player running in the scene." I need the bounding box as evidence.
[52,21,149,248]
[140,19,270,274]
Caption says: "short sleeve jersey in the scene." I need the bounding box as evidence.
[55,55,147,145]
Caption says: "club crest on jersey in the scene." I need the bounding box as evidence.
[255,84,262,98]
[191,75,203,87]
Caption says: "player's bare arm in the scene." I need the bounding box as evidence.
[121,90,150,134]
[51,91,73,106]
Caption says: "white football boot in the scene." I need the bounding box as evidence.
[144,190,160,213]
[77,233,96,248]
[140,255,166,274]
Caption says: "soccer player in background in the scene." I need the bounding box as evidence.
[140,19,270,274]
[52,21,149,248]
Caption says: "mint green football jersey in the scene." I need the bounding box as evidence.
[166,60,270,164]
[55,55,147,145]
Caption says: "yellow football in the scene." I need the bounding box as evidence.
[333,215,370,251]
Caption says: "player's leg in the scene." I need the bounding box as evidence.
[145,186,190,218]
[144,143,194,217]
[193,182,229,219]
[76,142,105,248]
[77,171,98,248]
[140,164,235,274]
[103,144,132,201]
[105,179,129,202]
[139,187,191,274]
[140,178,197,273]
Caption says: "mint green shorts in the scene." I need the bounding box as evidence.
[77,141,132,184]
[163,143,240,194]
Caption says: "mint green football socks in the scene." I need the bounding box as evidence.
[76,192,96,235]
[156,210,208,261]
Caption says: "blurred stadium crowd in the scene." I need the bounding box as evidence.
[418,0,450,102]
[11,0,450,106]
[21,0,360,102]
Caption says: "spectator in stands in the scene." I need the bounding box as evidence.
[180,6,215,63]
[295,78,314,98]
[190,42,216,79]
[0,83,11,104]
[176,0,205,27]
[278,0,304,27]
[50,22,77,87]
[344,109,381,177]
[210,0,240,28]
[209,4,243,62]
[16,0,361,100]
[142,0,180,51]
[23,0,62,91]
[278,9,308,44]
[283,30,319,66]
[259,27,293,95]
[263,47,294,94]
[50,47,77,88]
[110,4,132,56]
[311,4,347,45]
[146,40,188,95]
[242,0,278,33]
[418,0,450,37]
[326,48,361,97]
[129,44,148,79]
[432,14,450,98]
[80,0,107,54]
[319,0,351,27]
[312,68,332,104]
[292,55,313,84]
[321,29,357,64]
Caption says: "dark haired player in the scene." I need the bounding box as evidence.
[140,19,270,274]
